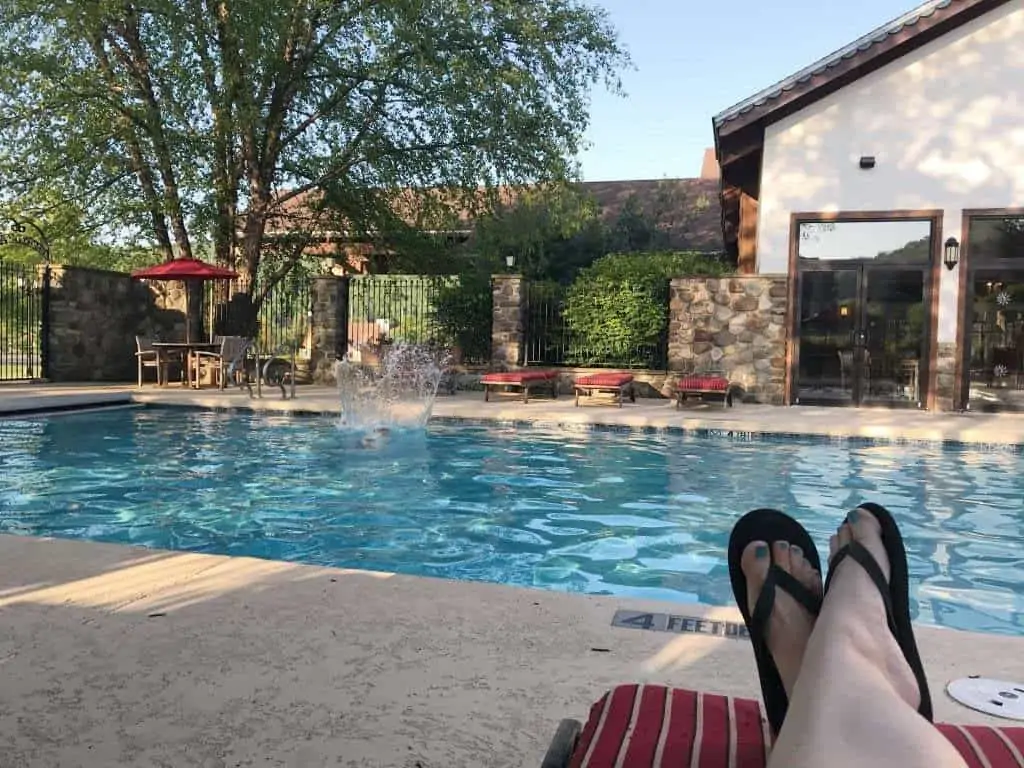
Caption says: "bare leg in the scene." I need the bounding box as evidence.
[768,508,965,768]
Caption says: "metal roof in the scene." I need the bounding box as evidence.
[713,0,955,127]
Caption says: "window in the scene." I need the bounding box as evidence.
[966,217,1024,263]
[798,220,932,263]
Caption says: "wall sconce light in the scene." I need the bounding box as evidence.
[505,254,515,270]
[839,305,849,317]
[859,156,876,170]
[944,237,961,271]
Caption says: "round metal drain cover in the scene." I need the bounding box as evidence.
[947,677,1024,720]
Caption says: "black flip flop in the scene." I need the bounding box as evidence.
[728,508,823,737]
[824,502,933,722]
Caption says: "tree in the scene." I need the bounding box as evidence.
[0,0,628,307]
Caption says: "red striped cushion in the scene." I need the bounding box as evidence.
[569,686,1024,768]
[480,370,556,384]
[576,373,634,387]
[677,376,729,392]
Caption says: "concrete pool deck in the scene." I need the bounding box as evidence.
[3,381,1021,444]
[1,535,1023,768]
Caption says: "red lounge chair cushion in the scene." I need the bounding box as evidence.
[676,376,729,392]
[576,373,634,387]
[569,685,1024,768]
[480,370,557,384]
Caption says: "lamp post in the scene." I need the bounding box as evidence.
[505,254,515,271]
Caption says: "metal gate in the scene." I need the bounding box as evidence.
[0,260,48,381]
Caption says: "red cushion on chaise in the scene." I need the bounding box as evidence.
[676,376,729,392]
[576,373,634,387]
[480,370,557,384]
[567,685,1024,768]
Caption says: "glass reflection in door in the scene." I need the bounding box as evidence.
[861,270,927,406]
[797,270,859,403]
[966,273,1024,411]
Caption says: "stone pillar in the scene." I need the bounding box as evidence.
[309,275,349,385]
[491,274,523,369]
[934,342,959,411]
[668,275,789,404]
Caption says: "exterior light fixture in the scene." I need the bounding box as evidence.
[505,254,515,269]
[859,156,876,170]
[944,237,961,271]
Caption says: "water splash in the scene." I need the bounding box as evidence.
[335,342,450,432]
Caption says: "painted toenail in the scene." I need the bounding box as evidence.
[791,545,803,557]
[755,544,769,559]
[848,509,860,523]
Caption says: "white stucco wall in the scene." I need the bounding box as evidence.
[757,0,1024,342]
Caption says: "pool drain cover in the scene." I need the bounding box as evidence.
[947,677,1024,720]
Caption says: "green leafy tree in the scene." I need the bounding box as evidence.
[0,0,628,307]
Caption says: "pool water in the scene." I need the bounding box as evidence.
[1,408,1023,636]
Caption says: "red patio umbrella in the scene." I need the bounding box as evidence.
[132,257,239,342]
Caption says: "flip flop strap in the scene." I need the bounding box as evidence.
[825,541,898,637]
[751,564,823,637]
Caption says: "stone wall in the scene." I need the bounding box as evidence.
[668,276,789,404]
[47,266,184,382]
[490,275,522,368]
[309,276,349,385]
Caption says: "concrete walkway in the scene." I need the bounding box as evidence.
[1,535,1022,768]
[3,382,1024,445]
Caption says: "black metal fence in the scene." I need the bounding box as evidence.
[348,275,491,364]
[0,261,47,381]
[523,280,670,369]
[205,276,312,357]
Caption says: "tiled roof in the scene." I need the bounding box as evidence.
[713,0,955,128]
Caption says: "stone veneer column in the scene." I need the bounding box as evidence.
[309,275,349,385]
[490,274,523,369]
[933,342,959,411]
[668,276,789,404]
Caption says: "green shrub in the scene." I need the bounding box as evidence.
[430,272,493,363]
[563,251,728,367]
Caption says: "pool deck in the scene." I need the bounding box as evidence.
[2,383,1024,765]
[1,535,1023,768]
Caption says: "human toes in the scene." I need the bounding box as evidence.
[790,545,823,595]
[771,540,792,572]
[741,540,771,610]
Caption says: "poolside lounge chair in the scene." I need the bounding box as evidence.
[540,684,1024,768]
[675,373,733,409]
[574,373,635,407]
[481,369,559,403]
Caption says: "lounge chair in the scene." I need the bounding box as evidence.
[540,684,1024,768]
[675,373,733,409]
[574,373,635,407]
[480,370,559,403]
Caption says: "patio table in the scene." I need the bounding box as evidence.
[152,342,220,388]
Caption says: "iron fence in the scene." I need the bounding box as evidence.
[205,276,312,358]
[0,261,47,381]
[348,275,491,364]
[523,280,670,369]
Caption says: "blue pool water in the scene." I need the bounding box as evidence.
[1,407,1023,635]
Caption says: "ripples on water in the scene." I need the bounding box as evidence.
[1,408,1022,635]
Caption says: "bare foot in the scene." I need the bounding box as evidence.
[742,539,822,697]
[827,507,920,709]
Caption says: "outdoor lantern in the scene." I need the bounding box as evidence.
[944,237,961,271]
[505,254,515,269]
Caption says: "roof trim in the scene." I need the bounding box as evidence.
[713,0,1008,133]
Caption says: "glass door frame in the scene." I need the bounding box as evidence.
[956,208,1024,411]
[794,262,934,408]
[786,211,944,409]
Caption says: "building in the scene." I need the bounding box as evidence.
[713,0,1024,411]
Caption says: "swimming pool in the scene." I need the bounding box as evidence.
[1,407,1022,636]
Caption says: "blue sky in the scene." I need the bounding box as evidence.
[577,0,920,181]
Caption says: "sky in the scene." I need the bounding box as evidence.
[577,0,923,181]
